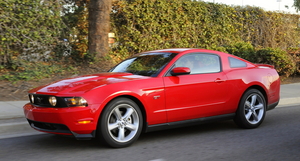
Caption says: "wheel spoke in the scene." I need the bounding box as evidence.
[250,95,257,106]
[123,108,134,119]
[125,123,137,131]
[245,110,253,120]
[108,122,119,131]
[113,107,122,120]
[254,103,264,111]
[252,111,259,121]
[118,127,125,141]
[245,101,251,109]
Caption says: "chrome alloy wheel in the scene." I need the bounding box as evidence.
[244,93,265,125]
[107,104,140,143]
[234,89,266,129]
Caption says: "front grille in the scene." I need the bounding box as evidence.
[27,119,72,134]
[29,94,68,107]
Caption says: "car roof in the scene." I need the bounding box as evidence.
[139,48,253,63]
[144,48,196,54]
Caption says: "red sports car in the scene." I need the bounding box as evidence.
[23,48,280,148]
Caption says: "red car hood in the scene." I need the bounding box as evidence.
[29,73,150,95]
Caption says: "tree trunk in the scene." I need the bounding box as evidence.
[88,0,112,59]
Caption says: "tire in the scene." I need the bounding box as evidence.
[234,89,266,129]
[97,98,143,148]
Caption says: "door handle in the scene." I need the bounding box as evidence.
[214,78,226,83]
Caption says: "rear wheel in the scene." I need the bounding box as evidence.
[234,89,266,129]
[97,98,143,148]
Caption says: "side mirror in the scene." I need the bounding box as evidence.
[171,67,191,76]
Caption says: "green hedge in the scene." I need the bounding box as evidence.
[224,41,256,62]
[109,0,300,77]
[0,0,67,69]
[224,41,296,77]
[110,0,240,60]
[255,48,296,77]
[286,48,300,75]
[1,0,300,81]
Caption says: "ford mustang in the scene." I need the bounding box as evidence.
[23,48,280,148]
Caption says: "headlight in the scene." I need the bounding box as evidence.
[29,94,34,103]
[49,96,57,106]
[64,97,88,107]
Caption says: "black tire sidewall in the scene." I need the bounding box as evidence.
[97,98,143,148]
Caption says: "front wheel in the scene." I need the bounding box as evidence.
[97,98,143,148]
[234,89,266,129]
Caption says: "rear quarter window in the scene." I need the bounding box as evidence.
[229,57,247,68]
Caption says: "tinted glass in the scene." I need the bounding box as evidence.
[110,52,177,77]
[229,57,247,68]
[174,53,221,74]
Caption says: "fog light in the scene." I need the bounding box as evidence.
[49,96,57,106]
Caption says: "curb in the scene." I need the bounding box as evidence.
[278,97,300,107]
[0,101,28,120]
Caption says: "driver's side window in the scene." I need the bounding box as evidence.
[173,53,221,74]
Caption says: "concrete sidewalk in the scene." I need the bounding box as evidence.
[277,83,300,107]
[0,101,29,120]
[1,83,300,120]
[0,83,300,139]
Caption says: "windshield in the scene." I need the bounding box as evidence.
[109,52,177,77]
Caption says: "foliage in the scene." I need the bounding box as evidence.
[56,0,90,61]
[0,61,75,82]
[0,0,68,69]
[224,41,256,62]
[109,1,300,66]
[287,48,300,75]
[110,0,240,62]
[1,0,300,82]
[255,48,296,77]
[224,42,297,77]
[293,0,300,12]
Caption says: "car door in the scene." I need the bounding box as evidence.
[163,53,229,123]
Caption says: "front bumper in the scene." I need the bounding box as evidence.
[23,103,99,139]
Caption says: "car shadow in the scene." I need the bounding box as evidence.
[4,120,238,150]
[139,120,237,142]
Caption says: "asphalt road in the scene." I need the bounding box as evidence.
[1,105,300,161]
